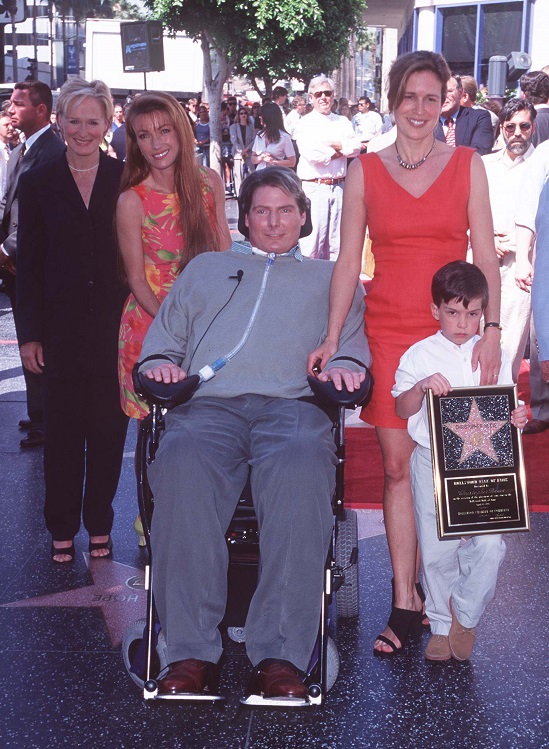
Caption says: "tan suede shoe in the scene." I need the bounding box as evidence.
[425,634,451,661]
[449,599,476,661]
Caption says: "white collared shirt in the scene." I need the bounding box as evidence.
[392,331,512,449]
[515,139,549,231]
[352,110,382,141]
[483,145,535,242]
[295,110,361,180]
[0,141,9,199]
[23,123,52,153]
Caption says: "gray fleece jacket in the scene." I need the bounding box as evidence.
[139,248,370,401]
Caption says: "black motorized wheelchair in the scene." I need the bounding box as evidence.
[122,366,372,707]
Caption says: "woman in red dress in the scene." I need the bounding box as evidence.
[309,51,501,654]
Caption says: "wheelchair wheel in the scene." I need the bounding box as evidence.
[335,509,360,618]
[325,636,340,691]
[122,618,168,688]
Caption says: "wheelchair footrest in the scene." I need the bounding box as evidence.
[240,693,313,708]
[153,692,225,702]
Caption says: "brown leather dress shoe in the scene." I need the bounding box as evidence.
[157,659,217,695]
[251,659,308,699]
[522,419,549,435]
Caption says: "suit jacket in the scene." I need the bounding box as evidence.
[533,108,549,147]
[15,151,129,377]
[435,106,494,155]
[0,127,66,257]
[229,122,255,158]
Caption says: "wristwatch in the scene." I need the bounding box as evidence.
[484,322,502,330]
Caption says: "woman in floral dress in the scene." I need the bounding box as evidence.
[117,92,231,420]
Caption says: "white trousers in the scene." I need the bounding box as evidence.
[410,446,506,635]
[499,254,531,381]
[299,181,344,261]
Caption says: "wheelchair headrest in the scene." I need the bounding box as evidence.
[307,369,373,410]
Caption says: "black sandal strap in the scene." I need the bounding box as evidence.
[387,607,421,646]
[375,635,399,652]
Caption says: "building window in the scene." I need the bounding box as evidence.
[440,5,477,76]
[438,1,525,84]
[480,2,523,83]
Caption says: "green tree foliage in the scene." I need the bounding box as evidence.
[147,0,367,172]
[236,0,368,93]
[70,0,146,23]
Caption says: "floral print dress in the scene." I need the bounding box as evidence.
[118,180,215,419]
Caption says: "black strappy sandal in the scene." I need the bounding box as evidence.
[89,536,113,558]
[374,579,424,655]
[374,606,423,655]
[51,540,75,564]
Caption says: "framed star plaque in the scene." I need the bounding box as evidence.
[427,385,529,538]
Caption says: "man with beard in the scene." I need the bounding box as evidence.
[482,98,537,379]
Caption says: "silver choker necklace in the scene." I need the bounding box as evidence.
[395,139,435,170]
[67,162,99,173]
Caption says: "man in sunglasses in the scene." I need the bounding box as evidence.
[352,96,382,152]
[295,76,361,260]
[482,98,537,381]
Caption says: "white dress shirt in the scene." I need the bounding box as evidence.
[295,110,361,180]
[515,139,549,231]
[352,110,382,141]
[392,331,512,449]
[483,145,535,241]
[0,141,9,199]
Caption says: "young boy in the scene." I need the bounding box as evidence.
[392,261,528,662]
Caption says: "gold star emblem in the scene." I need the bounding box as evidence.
[445,398,507,465]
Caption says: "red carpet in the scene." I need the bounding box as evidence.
[345,360,549,511]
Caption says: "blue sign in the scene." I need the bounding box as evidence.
[66,43,78,75]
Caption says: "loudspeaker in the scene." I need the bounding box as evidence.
[487,56,507,98]
[507,51,531,82]
[120,21,165,73]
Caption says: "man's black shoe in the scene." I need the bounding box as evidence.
[20,429,45,449]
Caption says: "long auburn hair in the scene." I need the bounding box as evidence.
[120,91,219,272]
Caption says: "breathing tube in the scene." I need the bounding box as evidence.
[197,252,276,382]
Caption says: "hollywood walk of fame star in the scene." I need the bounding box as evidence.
[1,554,146,647]
[445,398,508,465]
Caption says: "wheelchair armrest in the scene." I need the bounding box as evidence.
[133,368,201,409]
[307,369,373,410]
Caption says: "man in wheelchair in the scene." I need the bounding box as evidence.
[138,167,370,700]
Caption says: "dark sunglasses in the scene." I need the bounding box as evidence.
[312,90,333,99]
[503,122,532,134]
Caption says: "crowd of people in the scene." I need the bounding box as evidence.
[0,50,548,699]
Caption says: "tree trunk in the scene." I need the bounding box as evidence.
[201,31,231,178]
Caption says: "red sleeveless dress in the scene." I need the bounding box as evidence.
[360,146,474,428]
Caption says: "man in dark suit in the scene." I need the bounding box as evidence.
[520,70,549,146]
[435,75,494,155]
[0,81,66,448]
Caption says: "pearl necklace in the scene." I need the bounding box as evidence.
[395,138,436,170]
[67,162,99,173]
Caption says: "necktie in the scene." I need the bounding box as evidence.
[445,118,456,147]
[17,143,26,163]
